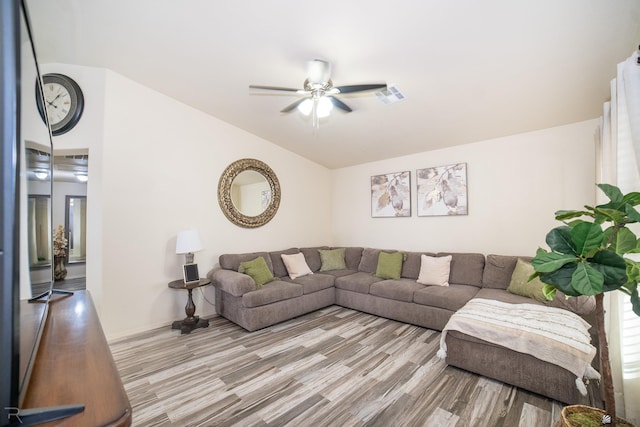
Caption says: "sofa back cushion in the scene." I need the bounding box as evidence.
[358,248,379,273]
[482,254,531,289]
[300,246,329,272]
[269,248,300,278]
[343,247,364,271]
[220,252,274,273]
[401,251,437,279]
[437,252,485,287]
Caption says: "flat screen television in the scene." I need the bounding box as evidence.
[1,1,82,425]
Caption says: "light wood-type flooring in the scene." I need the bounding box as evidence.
[110,306,601,427]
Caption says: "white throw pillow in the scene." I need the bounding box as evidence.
[281,252,314,280]
[417,254,452,286]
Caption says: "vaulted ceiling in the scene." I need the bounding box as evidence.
[26,0,640,169]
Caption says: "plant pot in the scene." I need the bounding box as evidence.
[555,405,635,427]
[54,255,67,281]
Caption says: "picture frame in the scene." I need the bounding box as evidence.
[182,263,200,284]
[371,171,411,217]
[416,163,468,216]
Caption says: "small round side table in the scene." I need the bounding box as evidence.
[168,278,211,334]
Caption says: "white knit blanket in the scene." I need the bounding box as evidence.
[437,298,600,395]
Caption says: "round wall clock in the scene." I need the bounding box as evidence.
[36,73,84,136]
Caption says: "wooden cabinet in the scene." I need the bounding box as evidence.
[22,291,131,426]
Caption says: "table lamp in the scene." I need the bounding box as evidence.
[175,229,203,264]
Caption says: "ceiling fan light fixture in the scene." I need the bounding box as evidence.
[297,96,333,119]
[297,98,313,116]
[307,59,331,84]
[317,96,333,118]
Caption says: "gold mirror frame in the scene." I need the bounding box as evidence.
[218,158,281,228]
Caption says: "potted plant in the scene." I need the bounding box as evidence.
[532,184,639,426]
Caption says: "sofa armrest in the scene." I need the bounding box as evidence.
[210,268,256,296]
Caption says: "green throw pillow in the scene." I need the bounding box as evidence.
[507,258,549,303]
[238,257,275,287]
[319,248,347,271]
[375,251,404,279]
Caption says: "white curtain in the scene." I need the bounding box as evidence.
[599,49,640,424]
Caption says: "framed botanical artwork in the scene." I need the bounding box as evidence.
[371,171,411,217]
[416,163,468,216]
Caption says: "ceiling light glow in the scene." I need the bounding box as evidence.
[34,170,49,180]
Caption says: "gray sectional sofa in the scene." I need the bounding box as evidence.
[208,246,598,405]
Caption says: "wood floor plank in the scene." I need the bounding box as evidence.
[110,305,600,426]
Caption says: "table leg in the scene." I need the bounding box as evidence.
[171,287,209,334]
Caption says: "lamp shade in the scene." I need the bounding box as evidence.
[175,229,203,254]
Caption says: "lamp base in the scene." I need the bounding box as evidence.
[185,253,194,264]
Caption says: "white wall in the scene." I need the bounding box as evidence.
[95,70,331,339]
[331,120,599,256]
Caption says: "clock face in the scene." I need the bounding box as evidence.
[35,74,84,136]
[43,82,72,126]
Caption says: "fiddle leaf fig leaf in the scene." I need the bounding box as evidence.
[605,226,638,255]
[598,183,624,204]
[590,250,627,291]
[555,210,591,221]
[625,205,640,223]
[570,221,603,256]
[531,249,578,273]
[542,284,556,301]
[571,261,604,295]
[593,208,627,224]
[545,226,576,255]
[631,286,640,317]
[622,191,640,207]
[539,264,580,296]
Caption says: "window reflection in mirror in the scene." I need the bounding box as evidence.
[65,195,86,263]
[230,170,270,216]
[25,146,53,293]
[27,195,51,267]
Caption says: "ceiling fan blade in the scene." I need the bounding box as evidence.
[333,83,387,94]
[280,97,310,113]
[327,96,352,113]
[249,85,304,93]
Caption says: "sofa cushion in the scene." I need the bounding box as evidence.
[483,254,521,289]
[417,254,452,286]
[239,257,276,287]
[475,287,543,306]
[507,258,548,303]
[300,246,329,272]
[375,251,405,279]
[319,248,347,271]
[281,252,313,280]
[242,280,303,308]
[343,247,364,271]
[320,269,359,278]
[413,284,479,311]
[289,273,335,294]
[211,269,256,297]
[220,252,274,273]
[335,272,383,294]
[269,248,300,278]
[358,248,380,273]
[437,252,485,287]
[370,279,424,303]
[401,251,437,279]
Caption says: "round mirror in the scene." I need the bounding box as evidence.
[218,158,281,228]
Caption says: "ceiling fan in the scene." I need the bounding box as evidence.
[249,59,386,127]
